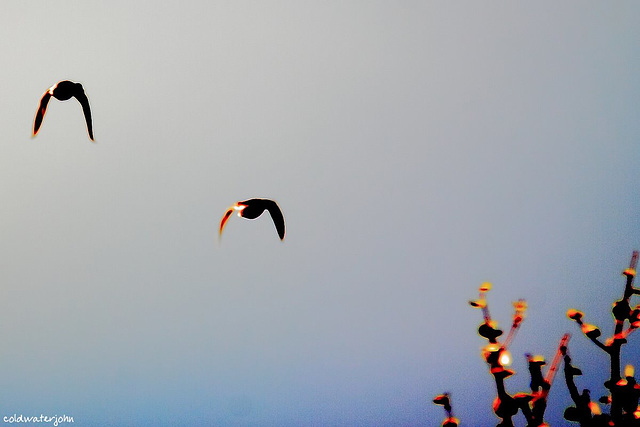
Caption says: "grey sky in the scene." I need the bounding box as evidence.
[0,2,638,425]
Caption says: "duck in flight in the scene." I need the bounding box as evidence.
[33,80,94,141]
[219,198,286,241]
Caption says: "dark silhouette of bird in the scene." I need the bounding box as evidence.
[33,80,94,141]
[219,198,285,240]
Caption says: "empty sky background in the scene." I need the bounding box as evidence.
[0,2,639,426]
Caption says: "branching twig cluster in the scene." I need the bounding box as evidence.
[433,251,640,426]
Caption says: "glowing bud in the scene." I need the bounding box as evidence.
[485,343,500,352]
[588,401,602,415]
[499,350,512,367]
[513,299,527,312]
[511,299,527,326]
[482,343,501,361]
[469,299,486,308]
[479,282,492,292]
[492,397,500,413]
[433,393,450,406]
[490,367,514,378]
[527,354,545,365]
[442,416,459,427]
[482,343,501,356]
[625,364,635,378]
[513,392,533,404]
[607,332,628,346]
[581,323,600,338]
[630,307,640,328]
[625,251,638,277]
[567,309,583,321]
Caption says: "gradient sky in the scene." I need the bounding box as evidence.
[0,2,639,426]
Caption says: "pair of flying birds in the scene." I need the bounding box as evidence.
[32,80,286,241]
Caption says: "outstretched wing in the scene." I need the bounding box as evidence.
[265,200,286,240]
[219,207,235,237]
[33,91,52,137]
[73,87,94,141]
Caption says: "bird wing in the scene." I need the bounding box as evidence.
[33,91,52,137]
[72,87,94,141]
[219,207,235,237]
[265,200,286,240]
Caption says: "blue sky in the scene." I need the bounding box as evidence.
[0,2,638,425]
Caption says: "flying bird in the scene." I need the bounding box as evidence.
[33,80,94,141]
[219,198,285,241]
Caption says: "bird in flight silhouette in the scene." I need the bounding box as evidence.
[219,198,285,241]
[33,80,94,141]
